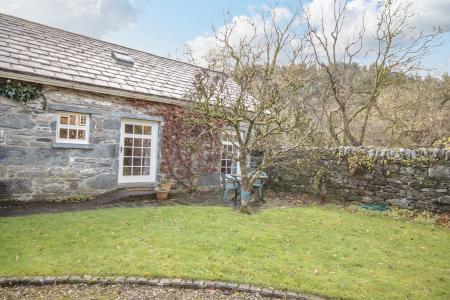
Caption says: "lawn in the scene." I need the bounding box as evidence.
[0,205,449,299]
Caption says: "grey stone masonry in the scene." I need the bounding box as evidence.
[271,147,450,212]
[0,85,164,202]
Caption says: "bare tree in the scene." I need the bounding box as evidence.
[305,0,444,146]
[186,7,317,210]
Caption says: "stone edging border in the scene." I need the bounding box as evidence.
[0,276,325,299]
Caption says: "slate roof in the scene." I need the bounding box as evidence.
[0,13,206,101]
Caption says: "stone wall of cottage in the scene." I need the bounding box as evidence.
[270,147,450,212]
[0,85,165,202]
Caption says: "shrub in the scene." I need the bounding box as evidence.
[65,193,92,202]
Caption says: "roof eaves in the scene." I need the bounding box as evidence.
[0,69,188,107]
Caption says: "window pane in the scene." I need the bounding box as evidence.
[124,147,132,156]
[59,128,68,139]
[77,130,85,140]
[125,124,133,134]
[142,157,151,166]
[69,115,76,125]
[134,138,142,147]
[134,125,143,134]
[132,167,141,176]
[124,138,133,146]
[133,157,142,166]
[142,147,151,157]
[68,129,77,139]
[123,157,132,166]
[142,139,151,147]
[123,167,132,176]
[79,115,86,126]
[60,116,68,125]
[143,126,151,135]
[133,148,142,157]
[142,167,150,175]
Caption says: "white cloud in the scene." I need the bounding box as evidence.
[186,0,450,67]
[0,0,138,38]
[186,6,296,66]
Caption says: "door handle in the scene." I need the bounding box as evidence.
[120,146,123,153]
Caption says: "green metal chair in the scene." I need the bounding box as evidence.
[220,173,241,203]
[251,171,267,201]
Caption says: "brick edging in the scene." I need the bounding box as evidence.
[0,276,324,299]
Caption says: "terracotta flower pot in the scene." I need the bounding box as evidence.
[156,189,169,201]
[159,182,173,190]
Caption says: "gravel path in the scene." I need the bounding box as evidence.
[0,284,270,299]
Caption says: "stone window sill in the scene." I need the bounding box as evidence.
[52,143,95,149]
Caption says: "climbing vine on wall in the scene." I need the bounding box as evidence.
[0,78,47,108]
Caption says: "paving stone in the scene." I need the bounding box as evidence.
[216,281,228,290]
[260,288,274,296]
[193,280,205,288]
[237,284,250,291]
[273,290,287,298]
[114,276,125,284]
[227,282,239,289]
[148,278,160,286]
[204,280,216,288]
[125,277,138,284]
[158,278,170,287]
[136,277,149,284]
[171,278,183,287]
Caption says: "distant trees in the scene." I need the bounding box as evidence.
[375,74,450,148]
[304,0,444,146]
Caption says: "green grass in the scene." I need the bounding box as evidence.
[0,206,449,299]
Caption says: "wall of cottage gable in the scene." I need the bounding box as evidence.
[0,85,165,202]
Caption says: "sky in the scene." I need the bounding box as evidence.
[0,0,449,75]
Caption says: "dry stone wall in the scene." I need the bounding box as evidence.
[270,147,449,211]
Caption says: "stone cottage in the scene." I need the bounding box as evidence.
[0,13,234,202]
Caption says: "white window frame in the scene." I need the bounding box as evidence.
[56,113,90,144]
[221,131,241,175]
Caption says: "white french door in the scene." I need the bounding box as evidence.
[118,119,159,184]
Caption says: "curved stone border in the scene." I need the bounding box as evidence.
[0,276,325,299]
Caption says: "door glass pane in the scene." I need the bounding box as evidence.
[134,125,143,134]
[142,147,150,157]
[123,157,132,166]
[133,148,142,157]
[143,157,151,167]
[132,167,141,175]
[125,124,133,134]
[123,167,131,176]
[143,126,151,135]
[124,138,133,146]
[124,147,132,156]
[143,139,151,147]
[134,138,142,147]
[133,157,142,166]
